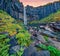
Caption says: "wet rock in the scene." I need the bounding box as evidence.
[9,36,19,55]
[9,48,16,54]
[36,35,46,43]
[30,36,35,40]
[31,50,50,56]
[9,37,18,46]
[23,45,50,56]
[41,30,57,38]
[0,18,2,20]
[48,38,60,49]
[50,23,60,31]
[22,45,37,56]
[12,45,20,52]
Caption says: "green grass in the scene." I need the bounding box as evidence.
[0,10,23,36]
[0,34,10,56]
[44,36,49,41]
[37,44,60,56]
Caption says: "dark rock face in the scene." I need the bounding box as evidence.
[22,45,50,56]
[0,0,60,21]
[31,51,50,56]
[0,0,24,19]
[26,1,60,21]
[22,45,37,56]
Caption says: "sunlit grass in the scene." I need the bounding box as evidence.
[0,10,23,36]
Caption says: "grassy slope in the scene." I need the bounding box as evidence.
[40,10,60,23]
[30,10,60,24]
[0,10,23,36]
[0,9,31,46]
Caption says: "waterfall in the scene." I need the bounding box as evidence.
[24,6,27,25]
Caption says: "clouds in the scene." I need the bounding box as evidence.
[20,0,59,7]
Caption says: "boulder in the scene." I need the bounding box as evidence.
[31,50,50,56]
[22,45,37,56]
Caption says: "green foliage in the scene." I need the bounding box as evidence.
[38,44,47,50]
[10,30,31,56]
[0,34,10,56]
[44,36,49,41]
[0,10,22,36]
[47,46,60,56]
[17,47,24,56]
[10,47,24,56]
[0,34,7,39]
[16,30,31,56]
[10,54,17,56]
[38,44,60,56]
[16,30,31,46]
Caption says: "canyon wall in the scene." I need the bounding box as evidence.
[26,1,60,21]
[0,0,60,22]
[0,0,24,20]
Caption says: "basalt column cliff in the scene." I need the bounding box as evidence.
[0,0,24,20]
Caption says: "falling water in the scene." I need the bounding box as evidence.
[24,6,27,25]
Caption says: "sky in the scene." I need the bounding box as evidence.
[20,0,59,7]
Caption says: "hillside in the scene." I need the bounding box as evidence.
[30,10,60,24]
[0,10,22,36]
[0,10,31,56]
[0,10,60,56]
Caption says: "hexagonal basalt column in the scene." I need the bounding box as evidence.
[0,0,3,5]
